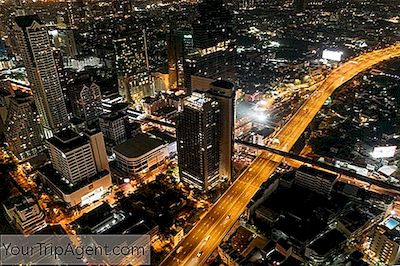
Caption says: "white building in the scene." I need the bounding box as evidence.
[47,129,97,184]
[14,15,69,137]
[40,129,112,207]
[295,165,337,195]
[3,194,47,235]
[114,133,174,175]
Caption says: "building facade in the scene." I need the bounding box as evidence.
[113,31,153,105]
[47,129,97,184]
[177,92,221,190]
[3,194,47,235]
[41,129,111,207]
[370,216,400,265]
[295,165,337,195]
[208,80,235,181]
[5,93,43,160]
[68,80,103,127]
[114,133,173,175]
[14,15,69,137]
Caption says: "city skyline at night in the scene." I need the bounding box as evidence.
[0,0,399,265]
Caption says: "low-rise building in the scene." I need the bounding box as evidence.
[295,165,337,195]
[370,216,400,265]
[3,194,47,234]
[114,133,175,175]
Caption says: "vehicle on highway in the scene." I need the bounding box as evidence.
[197,251,203,257]
[176,246,183,254]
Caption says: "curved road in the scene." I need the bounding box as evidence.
[160,43,400,266]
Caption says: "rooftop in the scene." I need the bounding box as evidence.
[114,133,166,159]
[308,229,346,256]
[15,15,42,29]
[75,203,114,230]
[38,164,109,194]
[47,129,88,153]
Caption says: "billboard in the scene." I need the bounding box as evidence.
[371,146,397,159]
[322,49,343,61]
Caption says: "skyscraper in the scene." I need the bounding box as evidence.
[208,80,235,181]
[184,0,236,93]
[167,28,193,90]
[113,30,153,105]
[4,92,43,160]
[177,92,220,191]
[14,15,69,138]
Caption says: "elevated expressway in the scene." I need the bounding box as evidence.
[160,43,400,266]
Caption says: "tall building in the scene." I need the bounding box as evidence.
[68,78,103,127]
[47,129,97,184]
[177,92,220,191]
[3,193,47,235]
[113,30,153,105]
[208,80,235,181]
[184,0,235,93]
[167,28,193,90]
[4,92,43,160]
[370,216,400,265]
[41,129,112,206]
[14,15,69,138]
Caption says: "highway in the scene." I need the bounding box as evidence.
[160,43,400,266]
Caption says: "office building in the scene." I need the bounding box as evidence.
[68,78,103,127]
[4,92,43,160]
[370,216,400,265]
[51,28,78,58]
[184,0,235,93]
[167,28,193,90]
[177,92,220,190]
[40,129,111,207]
[14,15,69,137]
[113,31,153,105]
[47,129,97,184]
[3,194,47,235]
[208,80,235,181]
[295,165,337,195]
[99,109,128,151]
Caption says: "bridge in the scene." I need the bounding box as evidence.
[160,43,400,266]
[236,140,400,197]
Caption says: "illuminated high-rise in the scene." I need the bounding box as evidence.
[113,30,153,105]
[177,92,220,191]
[184,0,236,93]
[208,80,235,181]
[4,92,43,160]
[167,28,193,90]
[14,15,69,138]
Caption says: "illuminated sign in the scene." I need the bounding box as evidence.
[322,49,343,62]
[371,146,397,158]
